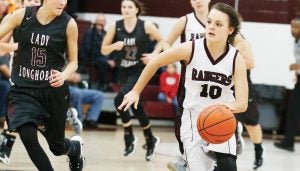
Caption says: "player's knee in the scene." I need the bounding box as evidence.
[49,143,65,156]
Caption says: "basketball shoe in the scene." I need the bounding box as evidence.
[67,108,83,135]
[253,146,265,170]
[167,156,186,171]
[124,134,137,156]
[146,136,160,161]
[0,131,16,165]
[68,135,85,171]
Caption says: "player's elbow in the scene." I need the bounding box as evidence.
[101,46,110,55]
[239,101,248,113]
[247,61,255,69]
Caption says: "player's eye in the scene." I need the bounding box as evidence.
[216,23,222,27]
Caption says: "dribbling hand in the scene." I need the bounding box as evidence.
[118,90,140,111]
[217,103,236,112]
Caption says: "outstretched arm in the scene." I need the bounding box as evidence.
[118,41,193,111]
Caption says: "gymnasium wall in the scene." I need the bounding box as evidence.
[77,13,296,89]
[77,0,300,24]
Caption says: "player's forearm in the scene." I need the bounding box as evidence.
[152,40,165,55]
[62,60,78,81]
[232,100,248,113]
[132,61,160,94]
[101,45,115,55]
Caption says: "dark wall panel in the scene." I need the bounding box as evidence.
[78,0,300,24]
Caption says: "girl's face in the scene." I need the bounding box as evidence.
[23,0,41,7]
[121,0,139,19]
[190,0,210,13]
[205,9,234,43]
[44,0,67,16]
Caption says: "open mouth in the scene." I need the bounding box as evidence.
[208,32,215,36]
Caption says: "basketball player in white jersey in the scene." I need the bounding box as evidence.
[165,1,264,170]
[119,3,248,171]
[166,0,209,46]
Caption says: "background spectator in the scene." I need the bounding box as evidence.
[79,13,116,91]
[68,72,104,129]
[158,64,179,110]
[274,17,300,152]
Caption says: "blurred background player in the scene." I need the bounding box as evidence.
[233,32,265,170]
[274,17,300,152]
[101,0,164,161]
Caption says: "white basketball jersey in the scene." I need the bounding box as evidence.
[181,12,206,42]
[180,38,238,113]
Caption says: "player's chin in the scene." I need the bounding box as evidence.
[54,9,64,16]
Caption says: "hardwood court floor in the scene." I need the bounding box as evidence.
[0,127,299,171]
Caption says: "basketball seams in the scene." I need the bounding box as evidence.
[197,105,236,144]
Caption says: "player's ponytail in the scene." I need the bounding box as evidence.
[211,3,240,44]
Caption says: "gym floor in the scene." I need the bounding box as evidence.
[1,127,299,171]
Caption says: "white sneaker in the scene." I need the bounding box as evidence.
[0,152,10,165]
[67,108,83,135]
[167,156,186,171]
[236,122,245,155]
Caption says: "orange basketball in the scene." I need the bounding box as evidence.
[197,105,236,144]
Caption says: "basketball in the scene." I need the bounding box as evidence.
[197,105,236,144]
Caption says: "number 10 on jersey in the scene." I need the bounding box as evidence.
[200,84,222,99]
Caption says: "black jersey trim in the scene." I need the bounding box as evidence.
[120,19,141,35]
[175,60,186,154]
[176,64,187,153]
[180,15,188,43]
[193,12,206,28]
[204,38,229,65]
[232,49,239,75]
[186,40,195,65]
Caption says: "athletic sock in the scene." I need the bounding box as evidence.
[254,143,263,151]
[143,127,153,140]
[124,126,133,136]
